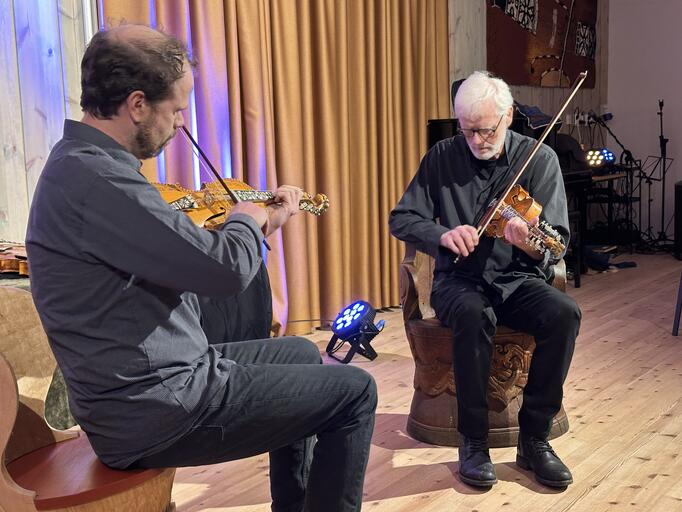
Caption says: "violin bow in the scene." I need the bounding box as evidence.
[455,70,588,263]
[179,126,240,204]
[178,126,271,249]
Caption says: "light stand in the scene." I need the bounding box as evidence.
[590,113,641,250]
[325,301,384,364]
[325,324,381,364]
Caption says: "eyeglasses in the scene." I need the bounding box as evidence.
[457,115,504,141]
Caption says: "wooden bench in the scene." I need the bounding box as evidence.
[399,244,569,448]
[0,287,176,512]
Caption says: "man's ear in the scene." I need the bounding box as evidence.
[126,90,148,124]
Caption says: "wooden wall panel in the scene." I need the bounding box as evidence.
[448,0,486,115]
[59,0,95,120]
[0,0,90,242]
[14,0,66,203]
[0,2,29,242]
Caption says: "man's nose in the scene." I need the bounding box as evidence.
[175,111,185,129]
[472,131,485,143]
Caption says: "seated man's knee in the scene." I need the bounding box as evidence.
[449,299,495,333]
[555,295,582,330]
[342,365,378,414]
[541,293,581,335]
[285,336,323,364]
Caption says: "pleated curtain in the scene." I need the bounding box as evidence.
[99,0,450,335]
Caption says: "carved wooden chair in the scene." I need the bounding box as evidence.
[0,287,176,512]
[399,244,569,448]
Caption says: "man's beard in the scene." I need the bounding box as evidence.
[469,139,504,160]
[133,121,174,160]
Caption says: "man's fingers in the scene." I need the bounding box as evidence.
[459,229,477,252]
[451,234,470,257]
[444,238,461,255]
[463,225,480,246]
[439,225,482,257]
[270,186,303,216]
[504,218,529,245]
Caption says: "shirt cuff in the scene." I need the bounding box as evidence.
[222,213,265,245]
[426,225,450,251]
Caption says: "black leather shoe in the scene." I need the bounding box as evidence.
[458,435,497,487]
[516,435,573,488]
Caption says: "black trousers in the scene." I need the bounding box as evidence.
[431,275,581,439]
[133,337,377,512]
[149,264,377,511]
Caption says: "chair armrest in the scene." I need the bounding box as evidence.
[399,244,437,324]
[551,259,567,292]
[399,244,421,323]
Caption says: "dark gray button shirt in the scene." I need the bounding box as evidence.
[389,130,569,300]
[26,120,265,468]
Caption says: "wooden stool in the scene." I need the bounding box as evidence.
[399,245,569,448]
[0,287,176,512]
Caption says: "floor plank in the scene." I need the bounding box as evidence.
[173,253,682,511]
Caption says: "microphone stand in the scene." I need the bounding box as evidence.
[656,100,671,243]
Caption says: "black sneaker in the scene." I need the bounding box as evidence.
[458,435,497,487]
[516,435,573,488]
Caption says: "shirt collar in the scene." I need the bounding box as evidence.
[63,119,142,172]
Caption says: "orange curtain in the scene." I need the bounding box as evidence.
[99,0,450,335]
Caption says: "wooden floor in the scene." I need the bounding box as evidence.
[172,253,682,512]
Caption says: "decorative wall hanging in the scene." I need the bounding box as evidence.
[487,0,597,88]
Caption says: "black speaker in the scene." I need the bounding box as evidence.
[675,181,682,260]
[427,118,458,149]
[451,79,465,110]
[511,108,560,151]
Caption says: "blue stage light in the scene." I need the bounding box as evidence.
[601,148,615,163]
[326,300,384,364]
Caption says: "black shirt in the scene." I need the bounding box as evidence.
[26,120,265,468]
[389,130,569,300]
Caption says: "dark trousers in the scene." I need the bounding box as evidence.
[431,276,580,439]
[133,337,377,512]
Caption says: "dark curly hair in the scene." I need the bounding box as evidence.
[80,27,196,119]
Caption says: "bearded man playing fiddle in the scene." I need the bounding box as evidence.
[26,25,376,512]
[390,71,581,489]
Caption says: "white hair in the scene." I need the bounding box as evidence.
[454,71,514,119]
